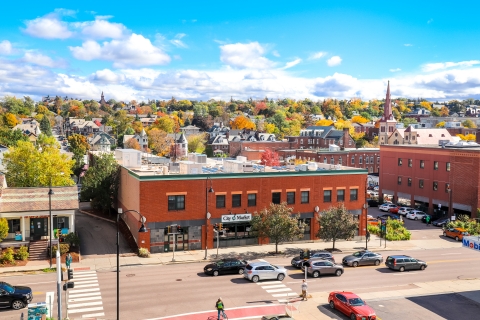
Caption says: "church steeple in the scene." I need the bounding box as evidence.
[99,91,107,106]
[384,81,392,120]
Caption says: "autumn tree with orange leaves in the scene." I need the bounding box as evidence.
[230,115,256,130]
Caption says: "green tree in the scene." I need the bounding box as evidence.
[250,202,303,253]
[4,139,75,187]
[402,117,418,128]
[40,115,53,136]
[0,128,28,147]
[68,134,90,178]
[462,119,477,128]
[316,204,358,250]
[187,133,207,153]
[0,218,8,242]
[81,153,120,215]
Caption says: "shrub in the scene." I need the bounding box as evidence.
[0,218,8,242]
[368,219,411,240]
[1,247,15,264]
[48,244,70,257]
[138,247,150,258]
[65,233,80,247]
[14,246,29,261]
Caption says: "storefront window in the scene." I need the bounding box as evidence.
[217,222,255,240]
[298,218,311,234]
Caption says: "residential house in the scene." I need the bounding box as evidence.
[286,126,356,150]
[90,132,116,151]
[13,121,41,143]
[180,125,201,137]
[124,129,148,151]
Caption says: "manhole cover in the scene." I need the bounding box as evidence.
[126,274,135,277]
[176,279,182,281]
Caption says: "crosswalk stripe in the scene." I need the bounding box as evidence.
[272,292,299,297]
[69,288,100,294]
[68,292,101,299]
[68,307,104,314]
[73,284,100,289]
[68,301,103,309]
[82,313,105,318]
[261,284,286,289]
[68,296,102,303]
[256,281,282,285]
[73,280,98,284]
[74,271,97,274]
[266,288,292,293]
[74,276,98,280]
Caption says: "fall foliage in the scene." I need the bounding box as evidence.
[230,115,256,130]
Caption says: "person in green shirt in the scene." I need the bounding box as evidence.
[216,298,226,319]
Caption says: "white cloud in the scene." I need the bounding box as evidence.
[0,40,12,55]
[220,42,275,69]
[309,51,327,60]
[390,68,401,72]
[78,19,128,39]
[404,44,413,47]
[282,58,302,70]
[23,15,72,39]
[170,33,188,48]
[90,69,125,83]
[422,60,480,72]
[22,52,60,68]
[272,50,280,57]
[327,56,342,67]
[69,33,171,67]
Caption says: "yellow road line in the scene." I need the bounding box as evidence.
[33,291,44,295]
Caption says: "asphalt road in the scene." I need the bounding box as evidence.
[2,246,479,320]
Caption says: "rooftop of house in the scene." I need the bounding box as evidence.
[381,140,480,150]
[0,186,79,212]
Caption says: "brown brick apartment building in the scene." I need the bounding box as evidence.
[379,143,480,217]
[117,163,368,253]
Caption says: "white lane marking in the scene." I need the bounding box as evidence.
[73,284,100,289]
[266,288,292,293]
[68,292,101,299]
[69,288,100,294]
[440,253,461,255]
[74,276,98,280]
[73,271,96,274]
[72,280,98,284]
[272,292,299,297]
[68,301,103,309]
[261,284,286,289]
[256,281,282,285]
[68,296,102,303]
[68,307,104,314]
[392,272,422,276]
[82,313,105,318]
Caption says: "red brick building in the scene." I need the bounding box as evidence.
[229,140,293,160]
[379,143,480,217]
[117,163,368,253]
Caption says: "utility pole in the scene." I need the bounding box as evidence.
[56,250,62,320]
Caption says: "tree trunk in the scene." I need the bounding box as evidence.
[275,241,278,254]
[332,238,336,250]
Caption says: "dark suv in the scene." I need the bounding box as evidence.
[291,250,334,268]
[0,282,33,309]
[385,255,427,272]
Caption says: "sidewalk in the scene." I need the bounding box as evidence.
[0,230,462,274]
[292,278,480,319]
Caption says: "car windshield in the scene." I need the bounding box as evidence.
[348,298,365,306]
[216,260,225,266]
[352,252,363,257]
[2,283,14,294]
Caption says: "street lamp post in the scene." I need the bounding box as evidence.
[204,177,214,260]
[48,187,54,269]
[447,186,453,219]
[364,203,369,250]
[116,208,147,320]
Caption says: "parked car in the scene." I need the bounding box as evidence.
[244,262,287,282]
[0,282,33,310]
[379,203,397,212]
[367,199,379,207]
[443,227,469,241]
[367,218,379,226]
[374,186,379,191]
[328,291,377,320]
[385,255,427,272]
[388,206,400,214]
[204,258,248,276]
[378,213,400,221]
[397,207,414,216]
[406,210,427,220]
[342,250,383,267]
[301,258,344,277]
[432,218,450,227]
[291,250,334,268]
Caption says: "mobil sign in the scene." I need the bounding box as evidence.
[462,236,480,251]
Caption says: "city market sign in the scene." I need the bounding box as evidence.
[221,214,252,223]
[462,236,480,252]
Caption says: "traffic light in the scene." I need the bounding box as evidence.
[177,226,181,233]
[167,226,171,234]
[61,271,64,281]
[306,250,311,259]
[218,223,223,231]
[63,282,74,291]
[214,224,218,230]
[68,269,73,280]
[299,250,304,260]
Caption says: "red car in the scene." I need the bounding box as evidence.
[328,291,376,320]
[389,206,399,214]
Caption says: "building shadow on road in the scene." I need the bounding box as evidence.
[406,292,480,319]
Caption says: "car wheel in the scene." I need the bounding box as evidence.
[455,236,459,241]
[238,268,244,275]
[313,271,320,278]
[277,273,285,281]
[213,270,219,276]
[350,313,356,320]
[252,275,259,283]
[329,300,335,309]
[420,265,426,270]
[414,217,418,220]
[399,266,405,272]
[374,260,380,266]
[335,269,342,277]
[11,300,25,310]
[352,261,359,268]
[443,231,447,237]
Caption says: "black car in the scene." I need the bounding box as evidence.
[367,199,379,207]
[204,258,248,276]
[378,213,400,221]
[432,218,449,227]
[291,250,335,268]
[342,250,383,267]
[385,255,427,272]
[0,282,33,309]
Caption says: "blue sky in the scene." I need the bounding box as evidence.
[1,1,480,102]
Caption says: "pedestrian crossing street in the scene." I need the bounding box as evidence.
[67,270,105,319]
[256,280,299,303]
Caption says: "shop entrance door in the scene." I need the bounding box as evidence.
[31,218,48,241]
[168,234,185,251]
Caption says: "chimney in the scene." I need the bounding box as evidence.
[342,127,349,150]
[226,131,230,139]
